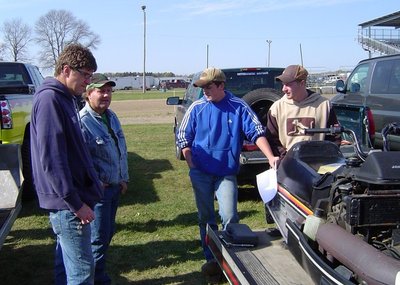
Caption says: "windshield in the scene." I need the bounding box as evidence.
[224,68,283,97]
[0,63,33,86]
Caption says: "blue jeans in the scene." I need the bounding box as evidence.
[49,210,94,285]
[91,184,120,285]
[189,168,239,261]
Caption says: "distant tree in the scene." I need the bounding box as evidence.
[34,9,100,69]
[1,18,32,62]
[0,43,6,61]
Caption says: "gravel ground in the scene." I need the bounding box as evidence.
[110,99,175,125]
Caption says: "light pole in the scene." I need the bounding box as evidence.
[206,44,209,68]
[266,40,272,67]
[141,5,146,93]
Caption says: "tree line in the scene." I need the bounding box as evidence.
[0,10,100,72]
[0,9,182,77]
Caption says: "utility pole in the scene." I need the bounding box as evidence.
[299,43,303,66]
[266,40,272,67]
[141,5,146,94]
[206,44,209,68]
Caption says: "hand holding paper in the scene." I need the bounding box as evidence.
[256,168,277,203]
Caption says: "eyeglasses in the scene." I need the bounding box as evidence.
[73,68,93,80]
[202,82,215,90]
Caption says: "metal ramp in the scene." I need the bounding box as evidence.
[206,225,314,284]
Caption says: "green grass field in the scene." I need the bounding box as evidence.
[0,123,266,285]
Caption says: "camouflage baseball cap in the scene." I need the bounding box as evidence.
[193,67,226,88]
[86,73,116,90]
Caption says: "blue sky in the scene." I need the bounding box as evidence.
[0,0,399,75]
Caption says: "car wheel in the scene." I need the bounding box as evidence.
[242,88,283,126]
[21,126,37,201]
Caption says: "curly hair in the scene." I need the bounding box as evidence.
[54,43,97,76]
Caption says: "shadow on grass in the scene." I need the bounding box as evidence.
[109,239,202,273]
[119,271,206,285]
[117,211,198,233]
[116,208,258,235]
[4,149,254,285]
[18,151,173,218]
[0,235,207,285]
[238,185,261,202]
[121,152,173,206]
[0,242,54,285]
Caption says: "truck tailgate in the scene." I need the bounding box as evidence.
[0,144,22,251]
[206,225,313,285]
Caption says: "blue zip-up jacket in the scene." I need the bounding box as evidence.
[79,104,129,185]
[30,78,103,212]
[177,91,265,176]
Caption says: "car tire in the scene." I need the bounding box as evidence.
[242,88,283,125]
[21,126,37,201]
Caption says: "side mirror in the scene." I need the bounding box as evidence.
[350,83,360,93]
[336,79,345,93]
[166,96,182,105]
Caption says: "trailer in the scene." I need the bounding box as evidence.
[0,144,23,251]
[110,76,138,90]
[111,76,158,90]
[206,225,314,285]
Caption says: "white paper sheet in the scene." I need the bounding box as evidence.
[256,168,277,203]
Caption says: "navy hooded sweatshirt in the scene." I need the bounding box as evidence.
[30,77,103,212]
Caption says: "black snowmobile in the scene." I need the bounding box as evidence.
[266,123,400,285]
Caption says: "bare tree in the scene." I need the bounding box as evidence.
[34,9,100,69]
[0,43,6,61]
[1,18,32,62]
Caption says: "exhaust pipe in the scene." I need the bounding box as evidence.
[316,223,400,285]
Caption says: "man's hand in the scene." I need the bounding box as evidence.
[74,204,95,224]
[182,147,196,168]
[255,136,279,169]
[269,156,280,169]
[120,181,128,195]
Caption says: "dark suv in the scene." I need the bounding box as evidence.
[166,67,284,186]
[331,54,400,150]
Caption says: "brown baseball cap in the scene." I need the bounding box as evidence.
[276,65,308,84]
[193,67,226,88]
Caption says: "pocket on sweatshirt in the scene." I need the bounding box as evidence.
[202,149,237,174]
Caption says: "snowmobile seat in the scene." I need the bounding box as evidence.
[277,140,345,206]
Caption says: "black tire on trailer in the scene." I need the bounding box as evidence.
[241,88,283,126]
[21,125,36,201]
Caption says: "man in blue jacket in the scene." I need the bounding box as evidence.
[177,67,279,282]
[80,74,129,285]
[30,44,103,285]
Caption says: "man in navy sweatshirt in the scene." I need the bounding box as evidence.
[177,67,279,282]
[30,43,103,285]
